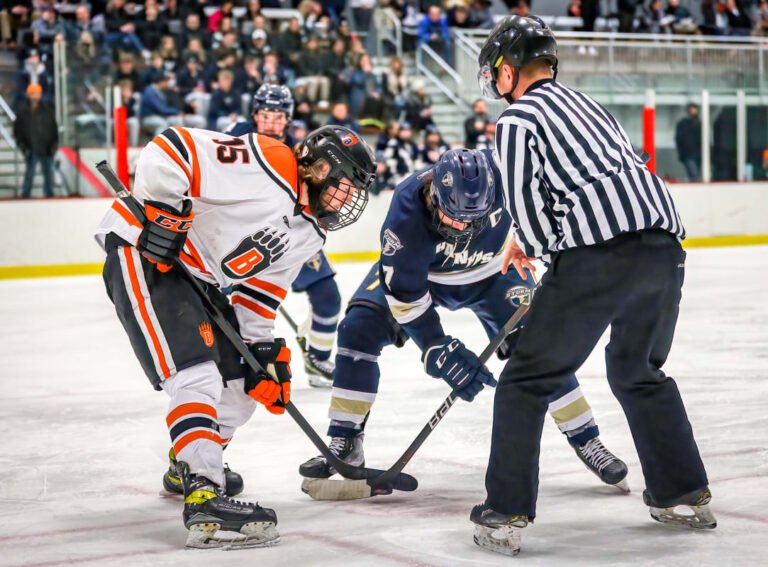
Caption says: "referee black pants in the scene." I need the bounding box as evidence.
[485,230,709,518]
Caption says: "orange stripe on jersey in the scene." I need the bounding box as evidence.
[174,429,222,455]
[232,294,277,319]
[111,200,142,229]
[123,247,172,378]
[166,402,218,427]
[175,127,201,197]
[245,277,288,300]
[152,135,192,186]
[255,134,299,195]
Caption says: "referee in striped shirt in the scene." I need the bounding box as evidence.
[470,16,714,556]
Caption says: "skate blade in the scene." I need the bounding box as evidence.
[473,525,522,556]
[649,504,717,530]
[306,373,332,388]
[186,521,280,550]
[301,478,376,501]
[611,479,631,494]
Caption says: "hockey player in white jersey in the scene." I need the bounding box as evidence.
[95,125,376,548]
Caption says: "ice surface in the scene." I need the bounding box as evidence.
[1,246,766,566]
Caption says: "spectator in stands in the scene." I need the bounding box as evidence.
[418,5,451,62]
[182,12,209,50]
[474,121,497,150]
[616,0,638,32]
[245,28,271,62]
[241,55,263,94]
[700,0,721,35]
[158,35,180,71]
[383,55,409,121]
[261,52,290,86]
[349,0,376,32]
[421,126,449,166]
[464,98,489,149]
[105,0,145,54]
[323,38,348,101]
[277,17,303,72]
[298,35,331,109]
[182,36,208,66]
[713,107,737,180]
[208,69,242,131]
[203,50,237,89]
[724,0,752,35]
[512,0,531,17]
[114,52,140,87]
[290,119,308,142]
[244,14,271,47]
[66,4,105,63]
[139,52,166,90]
[579,0,600,31]
[176,53,205,97]
[31,6,65,59]
[469,0,495,27]
[666,0,694,29]
[755,0,768,35]
[347,53,380,119]
[448,4,473,28]
[382,119,417,184]
[294,98,319,130]
[137,2,167,53]
[299,0,325,37]
[641,0,668,34]
[1,1,31,49]
[376,120,400,151]
[14,83,57,199]
[118,78,140,146]
[332,16,353,48]
[15,49,52,107]
[140,71,187,136]
[326,101,361,133]
[208,1,236,33]
[213,28,241,61]
[404,79,434,134]
[675,103,702,181]
[244,0,262,22]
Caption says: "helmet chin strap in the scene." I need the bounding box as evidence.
[500,66,521,105]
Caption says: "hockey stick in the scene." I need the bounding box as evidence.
[278,305,299,333]
[95,160,417,493]
[302,287,535,500]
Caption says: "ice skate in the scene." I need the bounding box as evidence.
[644,487,716,529]
[298,434,365,479]
[574,437,630,492]
[162,448,243,497]
[470,502,529,556]
[296,335,335,387]
[179,462,279,550]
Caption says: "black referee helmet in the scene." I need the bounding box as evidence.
[477,15,558,102]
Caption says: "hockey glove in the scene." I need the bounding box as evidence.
[137,199,194,272]
[423,336,497,402]
[244,338,292,414]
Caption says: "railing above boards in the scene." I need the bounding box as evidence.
[416,42,470,110]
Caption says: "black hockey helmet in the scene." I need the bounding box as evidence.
[252,84,294,118]
[297,125,376,231]
[429,149,495,243]
[477,15,558,102]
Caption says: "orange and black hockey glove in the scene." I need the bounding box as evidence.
[244,338,292,415]
[137,199,194,272]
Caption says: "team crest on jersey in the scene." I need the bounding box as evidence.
[306,252,323,271]
[382,229,403,256]
[221,227,289,279]
[505,286,532,306]
[198,322,215,347]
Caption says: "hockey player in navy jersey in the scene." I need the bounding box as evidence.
[227,84,342,386]
[300,149,629,490]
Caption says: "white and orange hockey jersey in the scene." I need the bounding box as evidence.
[95,127,326,342]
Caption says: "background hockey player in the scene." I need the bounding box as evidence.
[95,124,376,548]
[229,84,344,386]
[299,149,628,492]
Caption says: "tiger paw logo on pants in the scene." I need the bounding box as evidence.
[221,227,290,279]
[198,322,215,347]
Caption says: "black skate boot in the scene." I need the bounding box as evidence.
[470,502,529,556]
[304,352,335,388]
[162,448,244,497]
[179,461,279,549]
[643,487,716,529]
[574,437,630,492]
[299,434,365,479]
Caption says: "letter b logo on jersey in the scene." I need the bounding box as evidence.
[222,227,289,279]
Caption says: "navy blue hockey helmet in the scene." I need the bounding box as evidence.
[252,84,294,118]
[429,149,495,243]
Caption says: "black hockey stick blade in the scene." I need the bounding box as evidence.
[95,161,419,489]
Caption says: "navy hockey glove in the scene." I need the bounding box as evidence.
[422,336,497,402]
[244,338,292,415]
[138,199,194,272]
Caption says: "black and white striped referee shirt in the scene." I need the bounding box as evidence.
[494,79,685,261]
